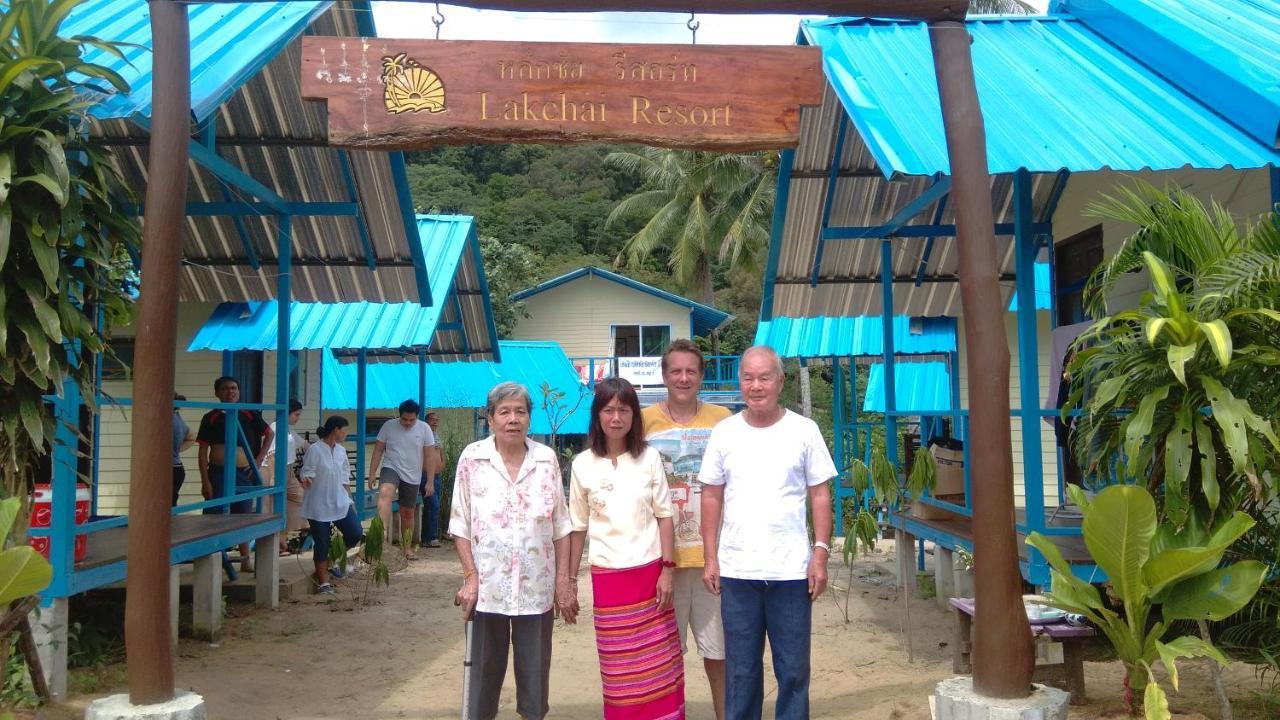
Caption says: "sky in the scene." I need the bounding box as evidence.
[371,1,1050,45]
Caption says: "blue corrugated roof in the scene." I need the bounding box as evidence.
[801,10,1280,177]
[863,362,953,414]
[187,215,499,359]
[1008,262,1053,312]
[512,267,732,337]
[754,316,957,359]
[65,0,331,123]
[320,342,591,436]
[1060,0,1280,149]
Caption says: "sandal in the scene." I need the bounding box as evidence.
[318,583,335,595]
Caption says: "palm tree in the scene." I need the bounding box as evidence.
[968,0,1037,13]
[604,149,774,305]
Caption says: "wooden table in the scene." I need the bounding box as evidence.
[949,597,1094,704]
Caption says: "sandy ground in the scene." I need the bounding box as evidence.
[43,542,1274,720]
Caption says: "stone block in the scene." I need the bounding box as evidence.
[933,677,1068,720]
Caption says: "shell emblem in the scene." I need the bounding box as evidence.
[381,53,446,114]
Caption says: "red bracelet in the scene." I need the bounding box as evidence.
[661,560,676,569]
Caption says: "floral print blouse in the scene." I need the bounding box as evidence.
[448,436,572,616]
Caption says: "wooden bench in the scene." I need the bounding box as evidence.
[949,597,1093,704]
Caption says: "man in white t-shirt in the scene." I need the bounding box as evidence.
[368,399,437,558]
[700,345,835,720]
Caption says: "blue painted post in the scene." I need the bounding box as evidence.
[222,395,236,512]
[355,349,368,521]
[880,241,899,468]
[833,357,846,533]
[1270,164,1279,209]
[50,380,80,596]
[273,217,292,516]
[760,148,796,323]
[221,350,233,379]
[1014,170,1045,533]
[92,309,104,517]
[418,350,427,410]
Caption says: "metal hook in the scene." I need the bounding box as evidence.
[432,2,446,40]
[687,12,700,45]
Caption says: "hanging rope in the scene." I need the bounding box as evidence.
[687,12,700,45]
[432,2,446,40]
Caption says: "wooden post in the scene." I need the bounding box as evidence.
[928,21,1035,698]
[124,0,188,704]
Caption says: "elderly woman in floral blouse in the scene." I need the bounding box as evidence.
[450,381,573,720]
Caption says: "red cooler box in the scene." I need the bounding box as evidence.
[29,484,90,562]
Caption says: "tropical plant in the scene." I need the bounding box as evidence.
[1065,185,1280,529]
[0,0,139,511]
[967,0,1036,14]
[604,149,774,304]
[1027,485,1266,719]
[0,496,52,704]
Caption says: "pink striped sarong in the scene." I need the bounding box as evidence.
[591,559,685,720]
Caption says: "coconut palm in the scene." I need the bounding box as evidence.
[604,149,774,304]
[968,0,1037,13]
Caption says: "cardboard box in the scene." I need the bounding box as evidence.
[912,492,965,521]
[931,442,965,497]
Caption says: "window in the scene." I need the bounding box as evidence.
[230,351,264,403]
[101,339,134,381]
[1055,225,1103,327]
[613,325,671,357]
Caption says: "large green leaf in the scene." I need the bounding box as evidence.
[1196,319,1232,369]
[0,498,19,546]
[1144,511,1255,597]
[32,132,69,203]
[1202,376,1280,470]
[1155,636,1228,692]
[1165,344,1195,385]
[1162,407,1193,525]
[27,232,59,289]
[0,56,58,97]
[0,546,53,606]
[1192,416,1219,510]
[18,396,45,449]
[0,202,10,271]
[1162,560,1267,621]
[1026,532,1105,620]
[1144,679,1171,720]
[0,149,12,204]
[1143,251,1185,317]
[13,171,67,207]
[1124,386,1170,477]
[1091,376,1127,412]
[25,288,61,342]
[1082,485,1156,604]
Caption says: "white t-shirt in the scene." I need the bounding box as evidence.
[376,419,435,485]
[699,410,837,581]
[300,441,353,522]
[266,422,301,461]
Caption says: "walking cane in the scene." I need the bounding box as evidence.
[457,596,474,720]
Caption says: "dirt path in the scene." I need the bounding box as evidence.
[46,543,1272,719]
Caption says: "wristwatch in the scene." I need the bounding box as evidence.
[661,559,677,569]
[812,541,831,553]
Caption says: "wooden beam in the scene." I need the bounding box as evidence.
[375,0,968,21]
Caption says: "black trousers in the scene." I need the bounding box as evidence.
[467,610,554,720]
[172,465,185,507]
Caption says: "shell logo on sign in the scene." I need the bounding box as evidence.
[381,53,446,114]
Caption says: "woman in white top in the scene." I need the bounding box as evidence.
[300,416,363,595]
[567,378,684,719]
[264,399,308,553]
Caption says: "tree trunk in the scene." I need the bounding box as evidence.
[1199,619,1233,720]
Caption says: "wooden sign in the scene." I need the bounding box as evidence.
[300,38,826,151]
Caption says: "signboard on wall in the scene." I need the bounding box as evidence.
[300,38,825,151]
[618,356,664,386]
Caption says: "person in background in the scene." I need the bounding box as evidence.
[264,399,308,554]
[421,411,444,548]
[197,375,273,574]
[368,399,437,558]
[172,394,195,507]
[450,382,573,720]
[300,416,362,595]
[700,345,836,720]
[568,378,684,719]
[642,339,732,719]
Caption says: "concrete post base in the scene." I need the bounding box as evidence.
[85,690,207,720]
[32,598,68,700]
[933,677,1068,720]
